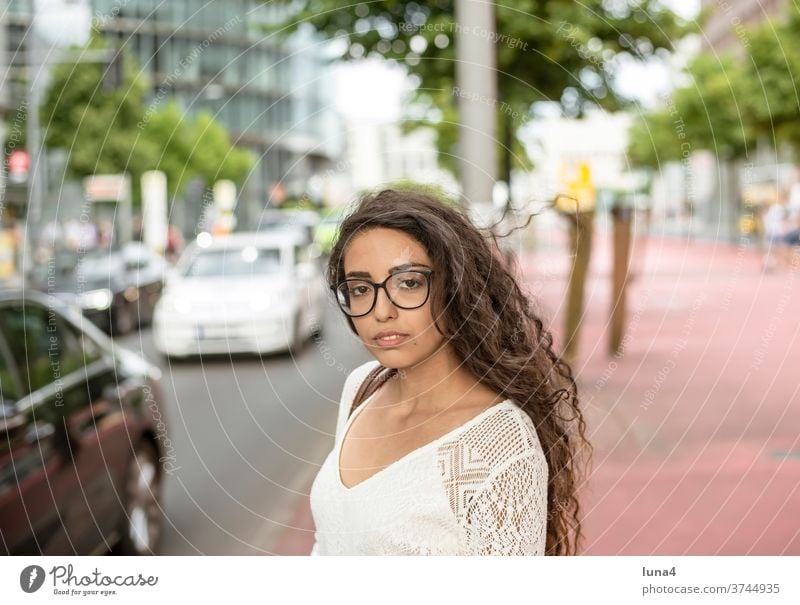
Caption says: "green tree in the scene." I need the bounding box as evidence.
[674,53,752,160]
[270,1,690,181]
[40,32,156,201]
[627,7,800,167]
[137,101,196,200]
[138,104,254,200]
[628,52,753,168]
[184,112,254,186]
[738,11,800,155]
[627,109,678,168]
[40,31,253,204]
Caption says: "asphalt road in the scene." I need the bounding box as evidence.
[116,302,370,555]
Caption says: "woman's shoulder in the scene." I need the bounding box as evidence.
[333,360,382,443]
[445,400,545,469]
[341,359,382,402]
[436,402,547,519]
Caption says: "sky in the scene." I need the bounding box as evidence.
[334,0,703,121]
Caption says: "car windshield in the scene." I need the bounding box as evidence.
[30,250,120,291]
[79,252,120,277]
[182,246,281,277]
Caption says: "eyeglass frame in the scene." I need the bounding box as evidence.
[332,269,435,317]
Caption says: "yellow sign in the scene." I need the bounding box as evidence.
[556,162,596,213]
[0,230,16,279]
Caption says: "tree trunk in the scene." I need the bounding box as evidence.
[502,109,513,191]
[563,210,594,365]
[610,206,633,355]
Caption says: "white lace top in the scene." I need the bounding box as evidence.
[309,360,548,555]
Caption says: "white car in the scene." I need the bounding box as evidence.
[153,231,326,358]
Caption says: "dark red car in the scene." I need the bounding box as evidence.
[0,289,168,554]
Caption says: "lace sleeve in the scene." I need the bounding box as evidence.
[463,452,548,555]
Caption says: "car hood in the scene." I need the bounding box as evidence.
[32,274,121,295]
[164,274,293,301]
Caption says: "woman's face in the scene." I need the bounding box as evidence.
[342,227,445,369]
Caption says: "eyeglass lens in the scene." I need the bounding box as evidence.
[336,271,430,316]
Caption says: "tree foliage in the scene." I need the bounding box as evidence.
[39,31,253,204]
[629,8,800,167]
[740,11,800,153]
[269,1,689,178]
[627,108,678,168]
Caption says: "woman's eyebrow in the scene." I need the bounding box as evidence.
[345,262,432,278]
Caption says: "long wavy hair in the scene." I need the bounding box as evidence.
[327,187,591,555]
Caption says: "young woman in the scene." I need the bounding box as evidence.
[309,188,590,555]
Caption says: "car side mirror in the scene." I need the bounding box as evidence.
[101,383,122,404]
[0,403,25,436]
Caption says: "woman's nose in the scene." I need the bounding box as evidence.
[373,285,398,321]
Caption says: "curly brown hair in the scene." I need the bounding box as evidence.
[327,187,592,555]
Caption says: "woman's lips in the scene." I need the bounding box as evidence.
[374,333,409,348]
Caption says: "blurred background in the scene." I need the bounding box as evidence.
[0,0,798,556]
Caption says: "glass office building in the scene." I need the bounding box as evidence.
[3,0,341,230]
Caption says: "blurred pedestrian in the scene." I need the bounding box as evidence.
[98,220,114,250]
[41,219,63,251]
[783,218,800,268]
[64,218,81,251]
[780,188,800,268]
[77,221,99,251]
[762,202,788,272]
[165,224,184,263]
[309,188,590,556]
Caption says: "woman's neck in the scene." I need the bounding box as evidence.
[382,344,498,418]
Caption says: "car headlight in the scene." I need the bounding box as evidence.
[79,288,112,311]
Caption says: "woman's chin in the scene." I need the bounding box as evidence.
[363,342,412,364]
[361,333,445,368]
[369,349,411,367]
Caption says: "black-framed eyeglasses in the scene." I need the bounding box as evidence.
[333,269,434,317]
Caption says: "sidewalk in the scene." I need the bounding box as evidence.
[273,227,800,555]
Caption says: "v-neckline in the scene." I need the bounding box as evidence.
[336,390,513,492]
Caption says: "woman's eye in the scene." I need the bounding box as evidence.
[399,278,422,289]
[349,285,370,297]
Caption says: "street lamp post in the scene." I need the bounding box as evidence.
[24,21,46,282]
[21,0,95,282]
